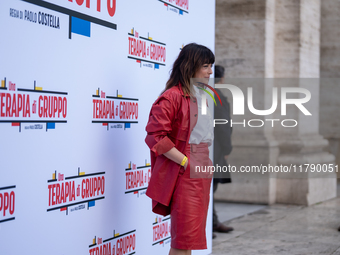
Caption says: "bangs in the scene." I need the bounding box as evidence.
[199,46,215,65]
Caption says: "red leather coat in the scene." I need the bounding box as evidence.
[145,84,198,216]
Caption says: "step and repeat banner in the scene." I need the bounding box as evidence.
[0,0,215,254]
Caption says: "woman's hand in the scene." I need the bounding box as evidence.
[163,147,188,170]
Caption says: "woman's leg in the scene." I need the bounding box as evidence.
[169,248,191,255]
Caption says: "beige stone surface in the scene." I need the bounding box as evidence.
[215,0,275,78]
[320,0,340,179]
[215,0,338,205]
[211,197,340,255]
[215,0,280,204]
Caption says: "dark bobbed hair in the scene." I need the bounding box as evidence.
[215,65,225,83]
[164,43,215,96]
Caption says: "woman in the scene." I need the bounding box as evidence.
[145,43,215,255]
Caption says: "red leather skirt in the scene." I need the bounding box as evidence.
[170,143,213,250]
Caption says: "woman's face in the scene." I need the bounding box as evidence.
[193,63,213,83]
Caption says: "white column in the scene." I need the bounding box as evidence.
[215,0,278,204]
[320,0,340,180]
[273,0,336,205]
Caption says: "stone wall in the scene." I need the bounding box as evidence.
[320,0,340,179]
[214,0,338,205]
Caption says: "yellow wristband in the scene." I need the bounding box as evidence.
[180,156,188,166]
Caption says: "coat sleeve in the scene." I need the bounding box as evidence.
[145,94,177,157]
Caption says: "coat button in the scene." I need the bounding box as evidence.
[194,114,197,117]
[193,100,196,103]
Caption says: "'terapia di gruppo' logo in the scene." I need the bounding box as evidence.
[0,77,68,132]
[92,88,138,130]
[0,185,16,224]
[125,161,151,197]
[47,168,105,215]
[152,216,171,246]
[128,28,166,70]
[89,229,136,255]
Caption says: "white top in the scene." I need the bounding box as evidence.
[189,85,214,146]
